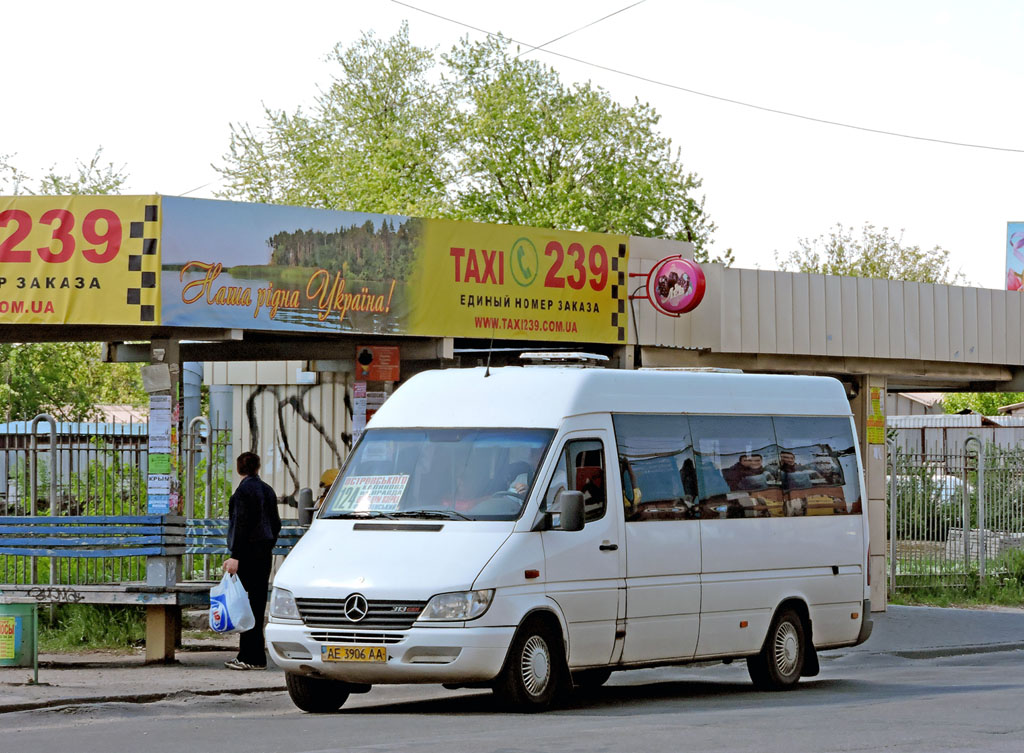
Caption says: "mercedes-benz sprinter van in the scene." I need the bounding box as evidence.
[266,366,872,712]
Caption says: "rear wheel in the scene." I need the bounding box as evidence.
[493,620,566,711]
[285,672,351,713]
[747,608,805,690]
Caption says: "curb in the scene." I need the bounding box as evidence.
[0,684,286,715]
[886,643,1024,660]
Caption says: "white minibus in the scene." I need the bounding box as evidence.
[266,366,873,712]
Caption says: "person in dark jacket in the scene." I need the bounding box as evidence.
[223,452,281,670]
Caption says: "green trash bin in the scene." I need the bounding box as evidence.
[0,603,38,681]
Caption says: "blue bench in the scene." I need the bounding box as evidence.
[0,515,306,662]
[185,518,306,557]
[0,514,185,558]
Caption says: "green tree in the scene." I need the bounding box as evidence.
[942,392,1024,415]
[776,222,966,284]
[217,24,728,262]
[1,147,127,196]
[219,24,453,215]
[0,342,147,422]
[1,153,28,193]
[0,149,145,421]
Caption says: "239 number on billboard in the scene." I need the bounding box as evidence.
[0,208,122,264]
[544,241,609,291]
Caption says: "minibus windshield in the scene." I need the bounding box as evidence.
[320,428,555,521]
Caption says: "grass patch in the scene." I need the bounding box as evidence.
[39,604,146,652]
[889,577,1024,609]
[890,548,1024,608]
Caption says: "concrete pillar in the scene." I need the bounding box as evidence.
[182,362,203,432]
[208,383,234,458]
[851,374,888,611]
[142,339,182,662]
[145,605,180,664]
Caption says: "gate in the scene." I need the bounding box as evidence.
[889,437,1024,590]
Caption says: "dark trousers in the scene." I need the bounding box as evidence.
[235,542,274,666]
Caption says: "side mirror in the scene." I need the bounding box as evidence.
[558,490,585,532]
[296,487,315,526]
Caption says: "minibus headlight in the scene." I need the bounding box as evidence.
[270,587,301,620]
[419,589,495,621]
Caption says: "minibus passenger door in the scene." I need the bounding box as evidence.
[539,430,624,668]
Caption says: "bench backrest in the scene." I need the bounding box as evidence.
[186,518,305,557]
[0,516,305,559]
[0,515,185,558]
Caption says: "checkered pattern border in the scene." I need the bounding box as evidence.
[609,243,627,342]
[124,204,159,322]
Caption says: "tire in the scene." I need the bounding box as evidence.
[285,672,352,713]
[746,608,805,690]
[493,620,566,711]
[572,668,612,691]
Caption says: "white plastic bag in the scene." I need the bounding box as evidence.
[209,573,256,633]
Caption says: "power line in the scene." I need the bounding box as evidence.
[397,1,1024,155]
[391,0,647,61]
[218,3,650,199]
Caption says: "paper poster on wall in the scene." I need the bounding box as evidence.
[352,382,367,443]
[366,391,388,423]
[149,395,172,453]
[356,346,400,381]
[149,454,172,474]
[148,495,171,514]
[867,387,885,444]
[0,616,18,660]
[148,474,172,495]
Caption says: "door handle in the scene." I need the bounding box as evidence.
[599,542,618,551]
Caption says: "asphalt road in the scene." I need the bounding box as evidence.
[4,647,1024,753]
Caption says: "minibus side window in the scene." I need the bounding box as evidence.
[773,417,862,516]
[612,414,698,522]
[689,415,781,519]
[542,439,606,523]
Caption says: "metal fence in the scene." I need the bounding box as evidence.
[0,413,233,586]
[889,436,1024,590]
[181,417,234,581]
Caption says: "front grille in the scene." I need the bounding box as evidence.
[295,597,426,630]
[308,631,405,645]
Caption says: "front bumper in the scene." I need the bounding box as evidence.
[265,621,515,684]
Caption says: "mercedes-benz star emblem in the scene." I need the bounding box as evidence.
[343,593,369,622]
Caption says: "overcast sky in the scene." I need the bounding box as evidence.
[3,0,1021,288]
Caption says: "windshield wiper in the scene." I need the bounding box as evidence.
[323,511,397,520]
[390,509,471,521]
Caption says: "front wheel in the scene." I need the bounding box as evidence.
[747,608,805,690]
[493,621,566,711]
[285,672,351,713]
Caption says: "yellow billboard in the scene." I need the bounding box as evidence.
[410,218,628,343]
[0,195,161,325]
[2,195,629,343]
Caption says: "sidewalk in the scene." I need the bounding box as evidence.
[0,636,285,714]
[841,604,1024,658]
[2,606,1023,714]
